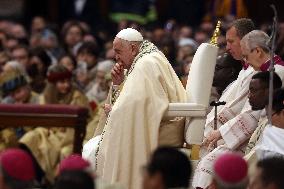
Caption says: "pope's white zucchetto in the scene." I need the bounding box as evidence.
[116,28,143,42]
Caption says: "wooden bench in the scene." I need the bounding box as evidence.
[0,104,89,153]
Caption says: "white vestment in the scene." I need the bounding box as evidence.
[86,41,187,189]
[192,62,284,188]
[256,125,284,159]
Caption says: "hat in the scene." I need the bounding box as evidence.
[58,154,90,174]
[213,153,248,186]
[4,61,26,74]
[116,28,143,42]
[0,69,28,96]
[47,64,72,83]
[0,149,35,181]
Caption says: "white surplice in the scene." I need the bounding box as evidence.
[192,63,284,189]
[256,125,284,159]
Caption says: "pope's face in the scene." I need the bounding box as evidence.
[113,37,137,70]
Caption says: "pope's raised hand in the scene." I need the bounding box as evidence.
[111,63,124,85]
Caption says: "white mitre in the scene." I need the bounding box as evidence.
[116,28,143,42]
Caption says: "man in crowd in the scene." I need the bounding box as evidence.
[11,45,30,69]
[0,69,39,104]
[254,88,284,159]
[0,69,39,151]
[208,152,248,189]
[75,41,100,92]
[92,28,187,189]
[249,157,284,189]
[0,149,36,189]
[142,147,191,189]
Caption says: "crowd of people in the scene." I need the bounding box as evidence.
[0,5,284,189]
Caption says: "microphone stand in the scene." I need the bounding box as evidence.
[210,100,226,148]
[268,4,278,125]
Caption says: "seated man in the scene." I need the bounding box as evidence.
[193,19,256,189]
[245,75,282,162]
[0,69,39,104]
[193,29,284,188]
[0,69,39,151]
[87,28,186,189]
[142,147,191,189]
[255,88,284,159]
[248,157,284,189]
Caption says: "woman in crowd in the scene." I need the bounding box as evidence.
[20,64,91,182]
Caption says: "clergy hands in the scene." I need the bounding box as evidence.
[202,130,222,151]
[111,63,124,85]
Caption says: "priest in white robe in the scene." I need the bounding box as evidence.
[192,18,255,188]
[89,28,186,189]
[192,29,284,188]
[255,88,284,159]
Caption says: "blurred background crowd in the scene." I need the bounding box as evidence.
[0,0,283,103]
[0,0,284,188]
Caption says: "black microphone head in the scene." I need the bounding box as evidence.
[219,101,226,105]
[210,101,216,106]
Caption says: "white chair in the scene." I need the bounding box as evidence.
[166,43,218,160]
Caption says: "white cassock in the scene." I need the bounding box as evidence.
[83,40,186,189]
[192,61,284,188]
[256,125,284,159]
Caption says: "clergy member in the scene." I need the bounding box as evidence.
[192,18,255,188]
[208,152,248,189]
[89,28,186,189]
[193,30,284,188]
[255,88,284,159]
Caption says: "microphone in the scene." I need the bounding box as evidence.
[210,101,226,107]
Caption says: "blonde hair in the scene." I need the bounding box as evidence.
[44,64,75,104]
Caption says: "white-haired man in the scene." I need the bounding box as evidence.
[193,28,284,188]
[92,28,186,189]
